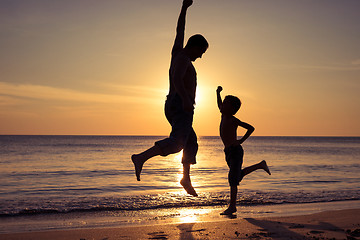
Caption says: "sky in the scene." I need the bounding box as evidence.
[1,0,359,136]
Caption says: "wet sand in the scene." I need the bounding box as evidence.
[1,208,359,240]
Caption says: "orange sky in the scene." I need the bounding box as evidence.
[1,0,359,136]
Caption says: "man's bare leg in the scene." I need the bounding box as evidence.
[180,163,198,197]
[242,160,271,177]
[131,145,162,181]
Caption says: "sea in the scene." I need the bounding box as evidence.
[0,135,359,233]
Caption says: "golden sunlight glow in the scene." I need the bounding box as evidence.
[195,82,212,107]
[176,207,218,224]
[174,150,183,162]
[178,208,200,223]
[1,1,359,136]
[195,87,203,105]
[175,150,184,183]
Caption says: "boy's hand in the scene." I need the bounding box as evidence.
[216,86,223,111]
[183,0,193,8]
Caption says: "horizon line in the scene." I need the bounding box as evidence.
[0,134,359,138]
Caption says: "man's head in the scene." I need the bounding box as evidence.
[185,34,208,61]
[222,95,241,115]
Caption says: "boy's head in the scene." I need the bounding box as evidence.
[222,95,241,115]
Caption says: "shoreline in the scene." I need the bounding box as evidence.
[1,208,359,240]
[1,200,360,239]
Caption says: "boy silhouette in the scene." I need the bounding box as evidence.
[216,86,271,215]
[131,0,208,197]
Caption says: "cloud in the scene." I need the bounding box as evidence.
[272,61,360,71]
[103,83,168,97]
[0,82,164,105]
[351,59,360,65]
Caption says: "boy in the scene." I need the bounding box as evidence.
[216,86,271,215]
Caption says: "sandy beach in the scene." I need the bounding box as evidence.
[1,208,359,240]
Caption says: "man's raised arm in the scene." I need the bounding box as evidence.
[172,0,193,55]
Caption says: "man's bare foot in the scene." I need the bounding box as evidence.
[261,160,271,175]
[180,178,198,197]
[131,154,144,181]
[220,206,236,215]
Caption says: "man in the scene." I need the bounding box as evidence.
[131,0,208,197]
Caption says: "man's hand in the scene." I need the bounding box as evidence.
[183,0,193,9]
[217,86,223,93]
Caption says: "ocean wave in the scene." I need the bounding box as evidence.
[1,190,359,217]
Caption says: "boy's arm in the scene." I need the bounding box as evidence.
[171,0,193,55]
[236,119,255,144]
[216,86,223,111]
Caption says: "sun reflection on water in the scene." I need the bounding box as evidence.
[174,150,183,183]
[174,150,183,162]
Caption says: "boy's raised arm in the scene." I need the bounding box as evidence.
[216,86,223,111]
[237,120,255,145]
[172,0,193,55]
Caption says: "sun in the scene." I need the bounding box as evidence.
[174,150,183,162]
[195,87,204,105]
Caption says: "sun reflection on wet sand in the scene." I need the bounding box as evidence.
[165,206,221,224]
[178,208,201,223]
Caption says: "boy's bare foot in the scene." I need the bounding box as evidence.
[220,206,236,215]
[261,160,271,175]
[131,154,144,181]
[180,178,198,197]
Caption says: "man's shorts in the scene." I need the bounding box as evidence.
[224,145,244,186]
[155,94,198,164]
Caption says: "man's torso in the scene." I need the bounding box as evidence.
[169,50,197,103]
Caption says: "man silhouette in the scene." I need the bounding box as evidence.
[131,0,208,197]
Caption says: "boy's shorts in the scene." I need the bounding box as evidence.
[224,145,244,186]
